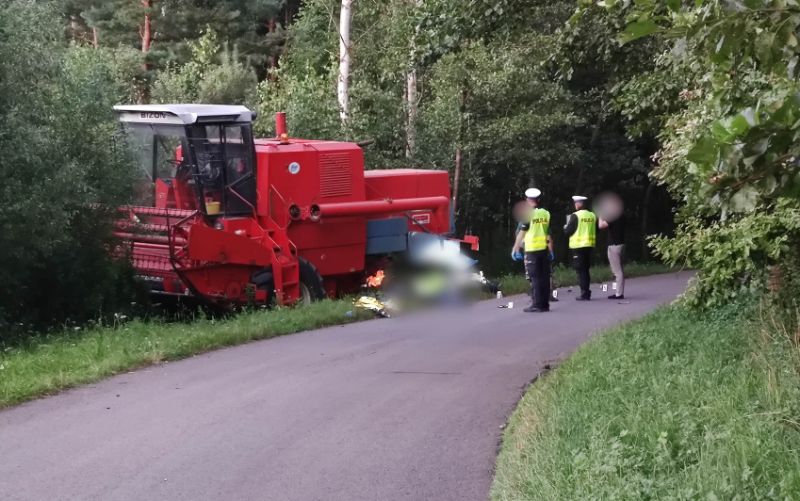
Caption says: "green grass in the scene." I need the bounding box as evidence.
[0,300,367,408]
[499,262,676,296]
[0,262,672,409]
[491,304,800,500]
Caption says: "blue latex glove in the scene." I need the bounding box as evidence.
[549,251,555,262]
[511,250,524,262]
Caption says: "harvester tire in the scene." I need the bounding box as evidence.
[299,258,326,305]
[252,269,275,306]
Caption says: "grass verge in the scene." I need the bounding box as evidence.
[0,261,673,409]
[0,300,365,408]
[491,303,800,500]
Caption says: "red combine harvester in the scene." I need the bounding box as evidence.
[113,104,478,307]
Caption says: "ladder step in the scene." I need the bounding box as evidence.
[275,256,297,266]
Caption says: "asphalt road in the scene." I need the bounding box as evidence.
[0,272,691,501]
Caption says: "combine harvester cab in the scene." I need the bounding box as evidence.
[114,104,478,309]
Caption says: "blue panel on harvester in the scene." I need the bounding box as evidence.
[366,218,408,255]
[408,232,477,270]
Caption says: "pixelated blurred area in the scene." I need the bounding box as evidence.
[593,191,624,222]
[512,200,533,224]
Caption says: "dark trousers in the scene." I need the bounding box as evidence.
[572,247,593,298]
[525,251,550,309]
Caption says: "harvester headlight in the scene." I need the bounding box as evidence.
[289,204,301,220]
[310,204,321,222]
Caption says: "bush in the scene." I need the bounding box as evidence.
[0,1,137,331]
[255,62,342,140]
[590,1,800,309]
[198,56,258,105]
[151,29,257,106]
[653,199,800,309]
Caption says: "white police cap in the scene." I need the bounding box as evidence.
[572,195,588,202]
[525,188,542,199]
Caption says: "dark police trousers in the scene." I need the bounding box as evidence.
[572,247,593,299]
[525,250,550,310]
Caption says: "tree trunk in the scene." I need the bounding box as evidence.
[768,264,784,293]
[68,16,82,43]
[406,69,418,158]
[641,182,655,258]
[575,121,602,195]
[92,27,99,48]
[452,86,468,214]
[268,54,279,79]
[574,167,585,195]
[337,0,353,123]
[266,17,279,78]
[138,0,153,103]
[453,147,462,214]
[405,0,423,159]
[141,0,152,56]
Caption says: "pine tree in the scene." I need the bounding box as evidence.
[67,1,289,77]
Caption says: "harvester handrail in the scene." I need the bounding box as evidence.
[225,185,258,219]
[269,185,290,229]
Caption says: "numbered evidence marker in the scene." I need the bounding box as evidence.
[602,283,608,292]
[612,282,618,290]
[552,289,559,299]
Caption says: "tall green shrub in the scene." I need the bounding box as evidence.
[151,30,258,106]
[0,1,138,330]
[585,0,800,307]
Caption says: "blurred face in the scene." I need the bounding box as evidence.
[594,191,624,222]
[526,197,538,207]
[512,201,532,223]
[574,201,584,211]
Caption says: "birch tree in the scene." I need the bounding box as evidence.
[337,0,353,122]
[405,0,423,158]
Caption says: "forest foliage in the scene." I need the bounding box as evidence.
[3,0,799,328]
[584,0,800,307]
[1,1,141,329]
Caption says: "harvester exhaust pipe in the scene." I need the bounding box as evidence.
[318,196,449,218]
[275,112,288,143]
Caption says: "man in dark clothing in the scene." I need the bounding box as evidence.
[599,214,625,299]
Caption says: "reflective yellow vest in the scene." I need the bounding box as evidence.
[569,209,596,249]
[524,208,550,252]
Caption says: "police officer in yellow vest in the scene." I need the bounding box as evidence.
[564,195,597,301]
[511,188,553,312]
